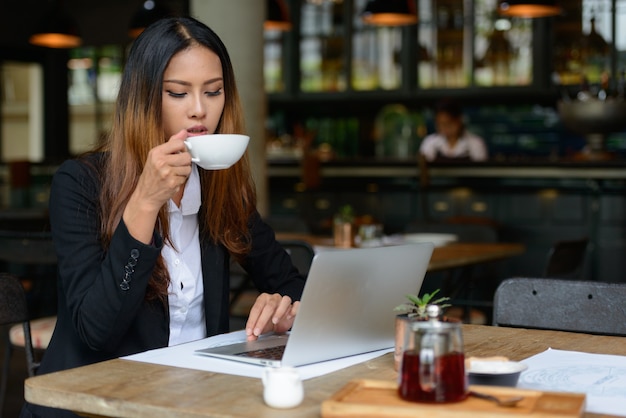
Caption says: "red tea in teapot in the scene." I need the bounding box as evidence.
[399,350,467,403]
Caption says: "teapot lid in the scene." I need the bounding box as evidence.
[411,304,459,331]
[426,304,441,320]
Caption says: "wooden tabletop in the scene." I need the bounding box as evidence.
[276,232,335,247]
[428,242,525,271]
[25,325,624,418]
[275,233,525,272]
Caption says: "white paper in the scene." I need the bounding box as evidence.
[123,330,392,380]
[518,348,626,417]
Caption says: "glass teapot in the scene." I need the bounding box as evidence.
[398,305,468,403]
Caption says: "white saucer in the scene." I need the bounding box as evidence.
[403,233,458,247]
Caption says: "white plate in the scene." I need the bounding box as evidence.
[403,233,458,247]
[468,360,528,375]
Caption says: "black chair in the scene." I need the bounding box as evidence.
[0,273,40,415]
[544,237,589,279]
[277,239,315,278]
[493,277,626,336]
[0,230,57,410]
[0,230,58,316]
[229,240,315,318]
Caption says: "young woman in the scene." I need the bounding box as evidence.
[21,16,305,418]
[419,98,488,162]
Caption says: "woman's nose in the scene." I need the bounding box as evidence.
[189,97,207,119]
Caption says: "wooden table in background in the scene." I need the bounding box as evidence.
[25,325,623,418]
[275,233,526,272]
[428,242,524,272]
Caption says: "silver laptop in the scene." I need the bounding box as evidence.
[194,243,433,367]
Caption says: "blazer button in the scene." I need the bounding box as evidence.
[120,249,140,291]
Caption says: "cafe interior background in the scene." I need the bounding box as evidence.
[1,0,626,316]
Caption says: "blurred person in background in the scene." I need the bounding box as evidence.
[419,98,488,162]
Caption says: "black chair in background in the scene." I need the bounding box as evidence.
[0,231,57,400]
[493,277,626,336]
[544,237,589,279]
[277,239,316,278]
[0,273,40,416]
[0,230,58,318]
[229,240,315,320]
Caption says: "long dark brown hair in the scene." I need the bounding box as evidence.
[99,17,256,302]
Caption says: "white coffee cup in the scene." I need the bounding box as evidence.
[262,366,304,409]
[184,134,249,170]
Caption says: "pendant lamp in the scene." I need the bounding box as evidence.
[29,1,82,48]
[129,0,173,39]
[265,0,292,31]
[498,1,562,18]
[361,0,418,26]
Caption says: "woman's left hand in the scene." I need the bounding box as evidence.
[245,293,299,341]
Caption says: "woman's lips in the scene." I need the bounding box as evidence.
[187,125,209,136]
[186,128,209,136]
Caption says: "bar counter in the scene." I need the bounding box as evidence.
[268,157,626,179]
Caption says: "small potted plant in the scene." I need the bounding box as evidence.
[394,289,451,319]
[333,204,355,248]
[393,289,451,370]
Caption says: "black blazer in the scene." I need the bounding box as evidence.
[21,153,305,418]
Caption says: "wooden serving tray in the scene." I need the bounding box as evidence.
[321,379,586,418]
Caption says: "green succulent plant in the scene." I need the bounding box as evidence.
[394,288,451,319]
[334,204,355,223]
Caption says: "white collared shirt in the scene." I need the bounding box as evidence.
[164,164,206,346]
[419,131,488,162]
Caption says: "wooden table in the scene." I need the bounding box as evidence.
[275,233,526,273]
[428,242,524,272]
[24,325,624,418]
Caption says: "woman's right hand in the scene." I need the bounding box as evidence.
[135,129,192,210]
[245,293,299,341]
[122,129,192,244]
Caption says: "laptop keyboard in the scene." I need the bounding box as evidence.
[234,344,286,360]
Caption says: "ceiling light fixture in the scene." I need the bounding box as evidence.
[29,1,82,48]
[265,0,292,31]
[498,1,562,18]
[129,0,173,39]
[361,0,418,26]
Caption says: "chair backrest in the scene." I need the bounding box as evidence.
[544,237,589,279]
[0,273,29,326]
[278,239,316,278]
[493,277,626,336]
[0,273,38,376]
[0,230,58,317]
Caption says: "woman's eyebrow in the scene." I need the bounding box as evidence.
[163,77,223,86]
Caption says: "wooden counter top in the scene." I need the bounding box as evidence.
[276,233,525,273]
[268,159,626,179]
